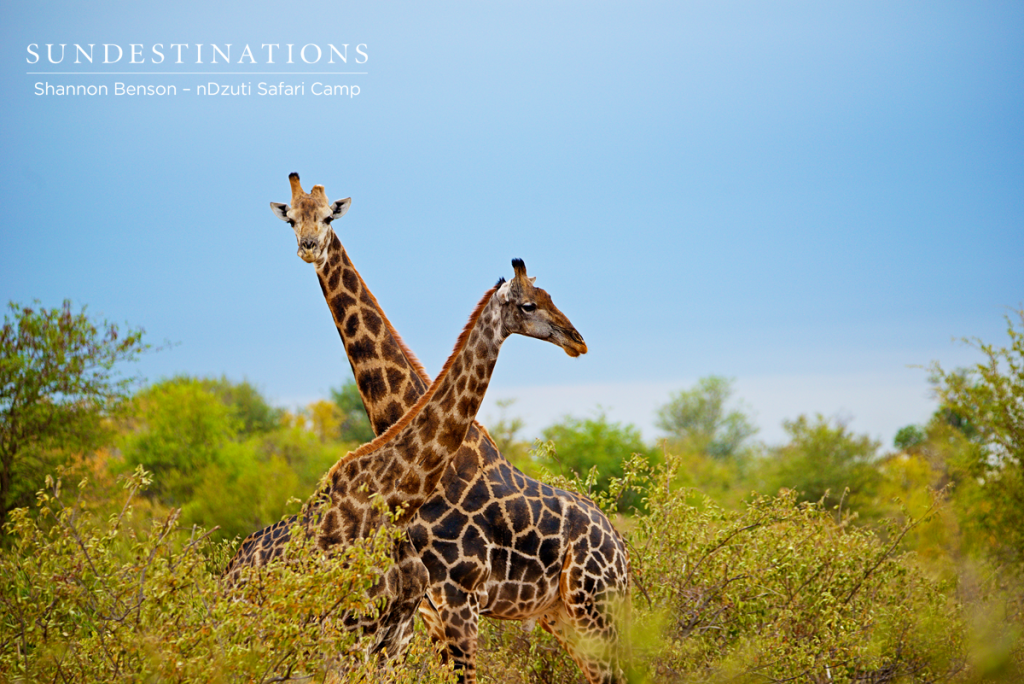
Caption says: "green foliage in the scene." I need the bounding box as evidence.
[628,452,967,682]
[0,467,456,683]
[0,300,147,532]
[330,377,375,444]
[663,449,751,511]
[655,376,757,460]
[181,441,299,541]
[256,417,346,486]
[895,424,928,451]
[753,414,882,519]
[180,427,339,542]
[4,431,1020,684]
[118,377,344,541]
[930,309,1024,568]
[476,618,582,684]
[200,375,284,436]
[119,376,239,504]
[477,451,979,683]
[539,411,657,509]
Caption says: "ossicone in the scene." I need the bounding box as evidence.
[288,173,305,202]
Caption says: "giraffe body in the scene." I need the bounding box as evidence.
[231,174,629,683]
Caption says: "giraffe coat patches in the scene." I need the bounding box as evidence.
[231,176,629,683]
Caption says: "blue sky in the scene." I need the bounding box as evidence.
[2,2,1021,447]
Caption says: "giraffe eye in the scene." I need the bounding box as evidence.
[520,303,536,313]
[323,216,333,225]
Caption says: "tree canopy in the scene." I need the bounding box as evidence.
[0,300,146,529]
[330,376,375,444]
[929,309,1024,566]
[655,376,757,459]
[754,414,881,516]
[539,411,656,509]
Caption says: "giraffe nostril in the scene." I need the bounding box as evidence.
[300,239,317,251]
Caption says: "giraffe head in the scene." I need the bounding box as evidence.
[496,259,588,358]
[269,172,351,263]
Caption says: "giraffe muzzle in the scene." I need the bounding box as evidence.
[297,238,320,262]
[558,327,588,357]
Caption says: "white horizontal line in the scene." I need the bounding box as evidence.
[27,72,368,75]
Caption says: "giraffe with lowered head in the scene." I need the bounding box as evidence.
[237,174,631,683]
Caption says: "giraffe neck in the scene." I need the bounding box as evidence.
[322,288,506,536]
[401,289,505,462]
[314,230,429,435]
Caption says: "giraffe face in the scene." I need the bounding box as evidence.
[496,258,588,358]
[270,173,351,263]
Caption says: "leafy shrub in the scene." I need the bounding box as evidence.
[629,460,965,683]
[476,618,582,684]
[0,467,455,684]
[538,412,658,511]
[929,309,1024,568]
[751,414,882,521]
[118,377,240,504]
[117,377,348,542]
[476,452,971,683]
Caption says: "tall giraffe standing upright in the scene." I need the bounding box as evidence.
[240,174,630,683]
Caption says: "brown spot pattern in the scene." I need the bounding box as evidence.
[226,197,628,683]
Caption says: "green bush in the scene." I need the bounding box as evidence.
[119,377,240,504]
[179,425,341,543]
[0,299,147,533]
[476,451,974,683]
[0,467,455,684]
[929,309,1024,568]
[6,454,1021,683]
[538,411,658,511]
[118,377,347,542]
[630,457,965,682]
[751,414,882,521]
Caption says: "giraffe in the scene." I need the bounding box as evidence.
[227,258,587,662]
[311,254,587,561]
[240,174,630,683]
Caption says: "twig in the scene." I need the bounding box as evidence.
[841,497,938,607]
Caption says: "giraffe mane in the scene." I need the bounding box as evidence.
[326,285,500,477]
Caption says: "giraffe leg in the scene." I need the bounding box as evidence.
[546,536,629,684]
[420,587,481,683]
[371,543,430,660]
[540,608,624,684]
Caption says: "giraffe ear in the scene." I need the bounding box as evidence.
[270,202,291,222]
[496,278,512,304]
[331,197,352,220]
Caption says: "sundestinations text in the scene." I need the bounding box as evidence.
[26,43,368,65]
